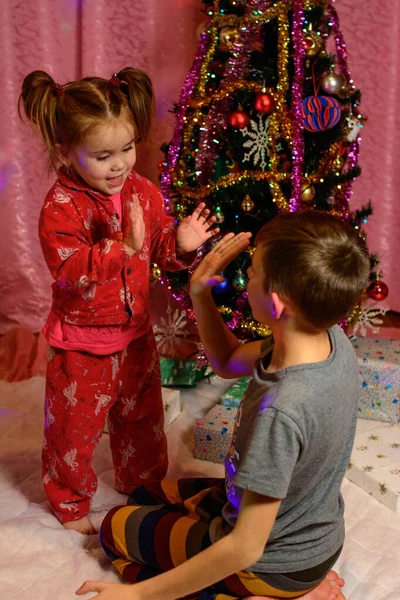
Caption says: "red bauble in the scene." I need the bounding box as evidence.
[367,280,389,301]
[158,160,166,171]
[229,109,250,129]
[255,92,275,114]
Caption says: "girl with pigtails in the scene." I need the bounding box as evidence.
[18,68,218,534]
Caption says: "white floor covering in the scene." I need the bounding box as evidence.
[0,376,399,600]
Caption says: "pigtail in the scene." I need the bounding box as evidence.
[18,70,61,170]
[117,67,154,144]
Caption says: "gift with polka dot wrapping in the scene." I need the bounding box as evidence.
[351,337,400,424]
[193,405,237,464]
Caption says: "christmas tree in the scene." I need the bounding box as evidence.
[156,0,387,358]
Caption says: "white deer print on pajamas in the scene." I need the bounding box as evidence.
[120,440,136,468]
[59,502,79,513]
[94,392,112,416]
[121,395,137,416]
[63,381,78,407]
[111,355,119,381]
[63,448,79,471]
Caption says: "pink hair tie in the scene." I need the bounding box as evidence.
[55,83,64,97]
[110,74,122,88]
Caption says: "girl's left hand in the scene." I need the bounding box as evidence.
[176,203,219,255]
[76,580,138,599]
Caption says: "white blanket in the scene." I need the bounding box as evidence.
[0,377,399,600]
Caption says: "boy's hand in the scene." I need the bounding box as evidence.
[175,202,219,255]
[190,232,251,296]
[123,194,145,253]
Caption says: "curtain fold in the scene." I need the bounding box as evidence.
[0,0,203,332]
[0,0,399,332]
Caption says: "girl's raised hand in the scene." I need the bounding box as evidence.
[176,202,219,254]
[190,232,252,296]
[123,194,145,253]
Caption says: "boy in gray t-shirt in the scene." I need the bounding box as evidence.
[85,211,369,600]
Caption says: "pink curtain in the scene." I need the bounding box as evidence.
[0,0,398,333]
[0,0,204,332]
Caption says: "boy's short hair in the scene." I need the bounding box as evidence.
[255,210,370,329]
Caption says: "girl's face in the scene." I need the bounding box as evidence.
[67,118,136,195]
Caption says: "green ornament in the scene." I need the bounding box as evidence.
[232,270,247,291]
[214,206,225,224]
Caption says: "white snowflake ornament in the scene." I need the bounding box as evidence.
[241,114,271,170]
[350,303,388,338]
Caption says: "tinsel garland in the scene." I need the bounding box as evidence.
[160,26,210,213]
[159,0,363,361]
[289,0,306,211]
[327,2,360,211]
[196,0,271,173]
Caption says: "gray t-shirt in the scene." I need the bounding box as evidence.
[217,325,358,573]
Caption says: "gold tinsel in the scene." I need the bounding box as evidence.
[171,0,349,230]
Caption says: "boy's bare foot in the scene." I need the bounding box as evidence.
[63,516,97,535]
[244,570,345,600]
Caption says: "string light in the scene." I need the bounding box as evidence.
[160,0,363,340]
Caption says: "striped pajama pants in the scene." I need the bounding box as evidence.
[100,478,325,599]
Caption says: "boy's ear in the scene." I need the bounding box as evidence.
[56,143,70,167]
[270,292,285,320]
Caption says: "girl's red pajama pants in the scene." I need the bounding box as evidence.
[42,331,167,524]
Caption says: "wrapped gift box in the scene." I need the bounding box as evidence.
[221,377,250,408]
[104,387,181,433]
[193,405,237,464]
[162,387,182,429]
[351,337,400,424]
[346,420,400,513]
[160,357,210,388]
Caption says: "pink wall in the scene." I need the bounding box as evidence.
[338,2,400,310]
[0,0,398,332]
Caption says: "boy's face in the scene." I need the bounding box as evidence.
[247,245,272,325]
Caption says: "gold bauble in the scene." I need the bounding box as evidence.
[219,26,239,52]
[301,182,316,203]
[303,32,324,57]
[241,194,255,212]
[150,264,162,280]
[256,325,272,338]
[333,156,345,170]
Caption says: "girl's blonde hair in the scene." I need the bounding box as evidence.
[18,68,154,172]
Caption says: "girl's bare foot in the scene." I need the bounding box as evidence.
[244,570,345,600]
[63,516,97,535]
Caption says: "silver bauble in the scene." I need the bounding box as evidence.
[320,72,345,96]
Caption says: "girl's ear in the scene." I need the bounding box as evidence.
[270,292,285,320]
[56,143,70,167]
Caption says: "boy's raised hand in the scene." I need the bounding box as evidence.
[190,231,252,296]
[176,202,219,254]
